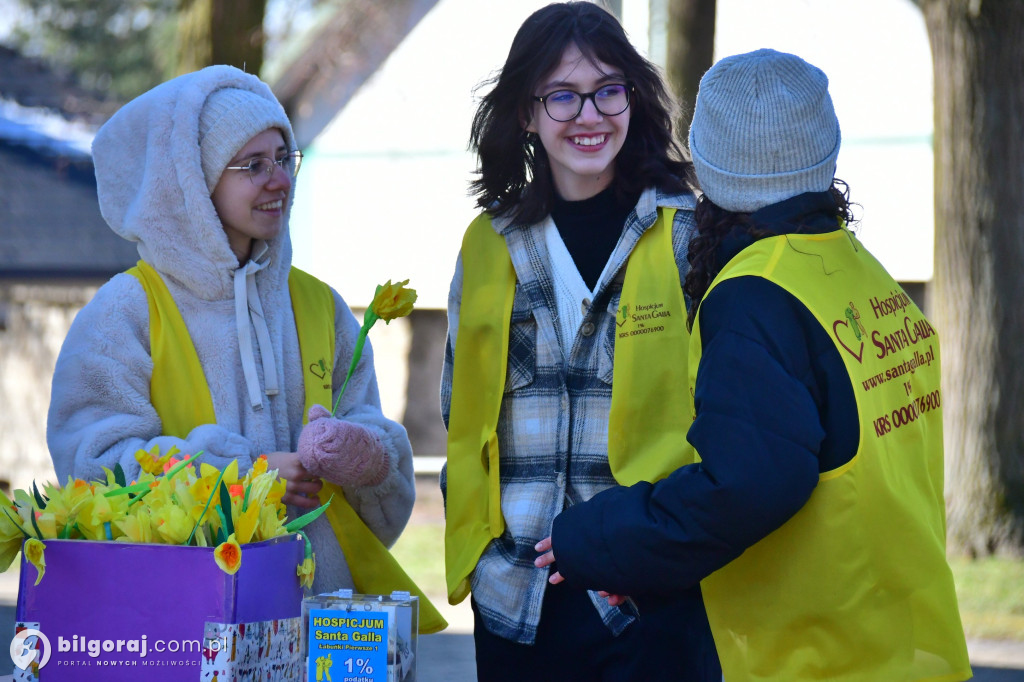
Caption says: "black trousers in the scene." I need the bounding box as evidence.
[472,582,721,682]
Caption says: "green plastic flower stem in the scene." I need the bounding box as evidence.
[284,495,333,532]
[104,482,151,497]
[332,324,373,417]
[215,506,230,539]
[165,452,201,479]
[218,482,234,537]
[28,511,44,540]
[292,531,314,560]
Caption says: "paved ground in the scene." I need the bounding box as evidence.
[413,630,1024,682]
[1,598,1021,680]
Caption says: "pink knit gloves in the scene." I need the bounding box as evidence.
[297,405,390,488]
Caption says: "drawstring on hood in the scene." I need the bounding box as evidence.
[234,242,280,409]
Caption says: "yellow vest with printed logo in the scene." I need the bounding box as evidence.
[689,230,970,681]
[445,209,692,603]
[127,260,446,634]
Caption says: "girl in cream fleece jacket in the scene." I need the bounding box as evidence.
[46,65,415,594]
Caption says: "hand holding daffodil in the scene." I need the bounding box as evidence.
[298,405,390,489]
[292,280,413,492]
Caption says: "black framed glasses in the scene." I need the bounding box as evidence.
[532,83,633,122]
[225,151,303,185]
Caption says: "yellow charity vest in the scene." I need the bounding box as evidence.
[128,260,447,634]
[445,208,693,603]
[688,231,970,681]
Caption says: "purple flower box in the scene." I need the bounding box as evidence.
[14,535,304,681]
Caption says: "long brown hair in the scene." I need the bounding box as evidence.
[684,181,855,328]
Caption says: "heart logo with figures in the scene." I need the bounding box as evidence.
[832,319,864,363]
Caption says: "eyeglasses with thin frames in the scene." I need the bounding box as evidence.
[532,83,633,122]
[225,151,303,185]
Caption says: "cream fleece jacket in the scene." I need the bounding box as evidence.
[46,65,415,594]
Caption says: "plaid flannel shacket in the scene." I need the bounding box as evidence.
[441,187,698,644]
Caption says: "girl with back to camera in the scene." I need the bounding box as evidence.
[540,48,971,681]
[441,3,720,680]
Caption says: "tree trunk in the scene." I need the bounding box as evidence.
[211,0,266,73]
[665,0,715,137]
[917,0,1024,557]
[177,0,266,75]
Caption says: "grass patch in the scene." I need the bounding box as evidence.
[391,515,447,601]
[948,556,1024,641]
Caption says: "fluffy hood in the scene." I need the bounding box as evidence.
[92,65,298,300]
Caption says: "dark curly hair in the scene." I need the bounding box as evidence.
[469,2,692,225]
[684,180,856,328]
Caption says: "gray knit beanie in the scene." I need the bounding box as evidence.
[688,48,841,213]
[198,87,292,192]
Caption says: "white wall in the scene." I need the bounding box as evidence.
[0,286,89,490]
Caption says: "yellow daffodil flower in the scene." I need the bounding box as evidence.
[113,509,154,544]
[265,477,287,510]
[38,480,88,535]
[74,495,110,541]
[12,490,37,526]
[0,504,26,572]
[219,459,240,486]
[34,512,57,539]
[152,505,193,545]
[135,445,179,476]
[255,505,287,542]
[24,538,46,586]
[296,555,316,589]
[233,502,260,544]
[250,454,269,478]
[55,478,102,530]
[214,534,242,575]
[370,279,417,323]
[243,472,275,512]
[333,278,417,415]
[193,464,221,501]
